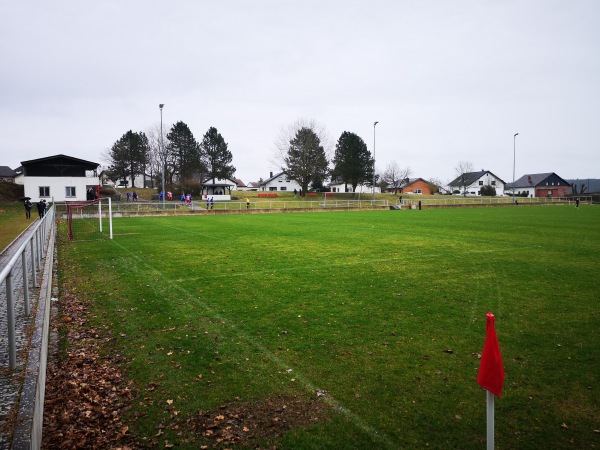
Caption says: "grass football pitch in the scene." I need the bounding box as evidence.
[57,205,599,448]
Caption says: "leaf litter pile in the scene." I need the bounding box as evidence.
[42,279,331,448]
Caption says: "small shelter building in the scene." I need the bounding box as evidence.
[202,177,237,200]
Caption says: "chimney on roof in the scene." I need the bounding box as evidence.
[270,171,273,178]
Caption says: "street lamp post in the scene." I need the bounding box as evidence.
[512,132,518,203]
[373,121,378,201]
[160,104,165,209]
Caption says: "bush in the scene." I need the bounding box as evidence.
[0,181,24,201]
[479,185,496,196]
[178,179,203,197]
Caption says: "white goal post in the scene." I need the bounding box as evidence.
[66,197,113,241]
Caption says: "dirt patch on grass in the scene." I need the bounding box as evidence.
[187,394,332,448]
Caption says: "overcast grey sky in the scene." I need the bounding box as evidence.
[2,0,598,185]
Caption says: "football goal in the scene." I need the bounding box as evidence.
[66,198,113,241]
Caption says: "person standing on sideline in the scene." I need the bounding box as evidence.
[36,200,44,219]
[126,192,131,201]
[24,199,32,219]
[206,197,210,210]
[210,197,214,209]
[246,198,250,209]
[576,197,580,208]
[133,191,138,202]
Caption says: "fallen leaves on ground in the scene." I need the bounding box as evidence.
[42,288,137,449]
[187,394,331,447]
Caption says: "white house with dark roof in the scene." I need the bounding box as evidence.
[447,170,506,196]
[260,172,303,192]
[505,173,571,198]
[17,154,100,202]
[329,177,378,194]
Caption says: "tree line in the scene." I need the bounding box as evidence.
[106,123,235,189]
[106,118,420,194]
[274,119,416,194]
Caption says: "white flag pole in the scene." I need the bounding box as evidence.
[486,390,495,450]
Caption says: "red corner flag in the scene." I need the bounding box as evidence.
[477,312,505,397]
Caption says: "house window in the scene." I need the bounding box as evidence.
[280,186,287,191]
[479,181,483,186]
[278,179,283,182]
[548,190,552,195]
[415,189,422,194]
[39,186,50,197]
[491,181,496,186]
[269,186,277,191]
[65,186,76,197]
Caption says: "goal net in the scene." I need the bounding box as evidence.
[66,198,113,241]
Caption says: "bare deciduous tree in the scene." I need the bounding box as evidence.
[427,177,445,194]
[455,160,474,196]
[382,161,412,194]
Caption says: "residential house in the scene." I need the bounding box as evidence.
[505,173,571,198]
[329,177,378,194]
[447,170,506,196]
[260,172,303,192]
[232,178,262,191]
[98,170,153,188]
[388,178,437,195]
[16,154,99,202]
[0,166,17,183]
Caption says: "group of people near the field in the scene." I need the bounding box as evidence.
[23,199,47,219]
[126,191,138,201]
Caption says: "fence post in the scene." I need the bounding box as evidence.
[22,251,30,316]
[30,239,38,288]
[6,272,16,370]
[35,228,41,268]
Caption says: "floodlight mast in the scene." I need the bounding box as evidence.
[373,121,379,201]
[513,132,518,203]
[160,104,165,209]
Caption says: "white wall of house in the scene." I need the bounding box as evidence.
[23,175,99,202]
[262,173,303,192]
[449,173,505,196]
[475,173,505,196]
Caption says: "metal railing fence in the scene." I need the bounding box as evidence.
[0,206,55,370]
[399,196,592,207]
[56,199,391,214]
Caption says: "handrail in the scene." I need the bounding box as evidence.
[1,205,55,370]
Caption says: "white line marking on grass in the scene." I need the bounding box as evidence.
[109,239,398,449]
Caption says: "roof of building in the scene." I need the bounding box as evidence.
[0,166,17,177]
[567,178,600,194]
[448,170,506,186]
[506,172,570,188]
[21,154,99,168]
[260,171,286,185]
